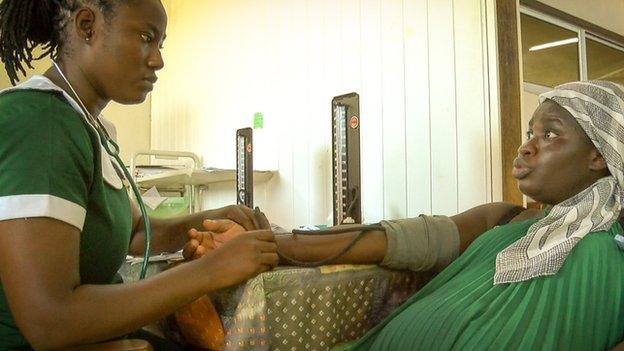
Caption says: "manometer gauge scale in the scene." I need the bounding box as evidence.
[236,127,253,208]
[331,92,361,226]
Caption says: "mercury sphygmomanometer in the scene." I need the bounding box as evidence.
[236,127,253,208]
[332,92,361,225]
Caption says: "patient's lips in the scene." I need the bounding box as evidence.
[512,158,532,179]
[144,75,158,84]
[141,76,158,91]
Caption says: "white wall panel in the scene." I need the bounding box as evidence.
[381,0,408,220]
[454,0,489,211]
[306,0,332,226]
[404,0,432,217]
[428,0,458,215]
[484,0,502,202]
[359,0,385,224]
[283,0,309,226]
[154,0,499,229]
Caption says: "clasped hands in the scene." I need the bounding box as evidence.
[182,205,272,261]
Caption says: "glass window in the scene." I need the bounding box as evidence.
[587,38,624,85]
[520,14,579,88]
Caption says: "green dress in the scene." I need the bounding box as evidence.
[0,79,132,349]
[338,218,624,350]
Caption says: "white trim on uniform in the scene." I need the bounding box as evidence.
[0,194,87,231]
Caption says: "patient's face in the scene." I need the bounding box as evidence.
[513,100,602,205]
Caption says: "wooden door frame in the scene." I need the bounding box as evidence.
[496,0,523,205]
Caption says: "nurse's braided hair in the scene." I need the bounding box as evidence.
[0,0,127,85]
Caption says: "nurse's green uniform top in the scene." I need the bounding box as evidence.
[337,218,624,351]
[0,76,132,349]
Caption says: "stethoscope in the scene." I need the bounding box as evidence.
[52,61,152,279]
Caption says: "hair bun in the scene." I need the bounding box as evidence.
[28,0,62,44]
[0,0,67,84]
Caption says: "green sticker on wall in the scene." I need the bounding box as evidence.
[253,112,264,129]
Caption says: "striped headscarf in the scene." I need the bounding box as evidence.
[494,80,624,284]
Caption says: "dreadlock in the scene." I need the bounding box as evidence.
[0,0,124,85]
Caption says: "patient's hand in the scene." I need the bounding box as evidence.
[182,219,247,260]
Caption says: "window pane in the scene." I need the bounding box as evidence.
[521,14,579,87]
[587,38,624,85]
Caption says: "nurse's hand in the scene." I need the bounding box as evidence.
[201,230,278,288]
[215,204,269,231]
[183,219,246,260]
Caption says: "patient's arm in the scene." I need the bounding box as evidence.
[450,202,528,253]
[274,227,388,265]
[273,202,527,265]
[183,202,529,266]
[181,219,388,264]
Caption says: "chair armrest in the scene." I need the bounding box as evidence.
[66,339,153,351]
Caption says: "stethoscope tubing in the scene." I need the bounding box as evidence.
[51,61,152,279]
[107,140,152,279]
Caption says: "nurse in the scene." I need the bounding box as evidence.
[0,0,278,349]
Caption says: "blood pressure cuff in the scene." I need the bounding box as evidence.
[380,215,460,272]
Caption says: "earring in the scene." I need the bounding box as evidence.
[85,31,93,42]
